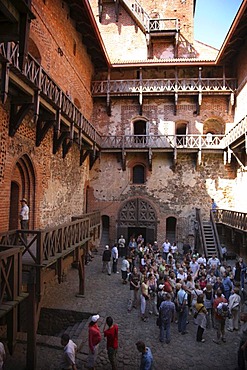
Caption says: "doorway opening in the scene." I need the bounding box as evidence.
[166,217,177,243]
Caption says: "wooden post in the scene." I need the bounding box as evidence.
[6,306,17,355]
[26,268,37,370]
[76,245,85,297]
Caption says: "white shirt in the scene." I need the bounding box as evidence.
[121,259,130,271]
[162,242,171,253]
[20,204,29,220]
[61,339,77,369]
[112,246,118,259]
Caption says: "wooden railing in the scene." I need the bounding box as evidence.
[0,247,23,305]
[148,18,179,33]
[224,115,247,148]
[0,211,101,266]
[92,78,237,96]
[100,134,225,150]
[210,210,223,260]
[195,208,208,258]
[214,209,247,232]
[0,42,101,146]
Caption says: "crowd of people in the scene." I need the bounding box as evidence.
[100,235,247,369]
[60,235,247,370]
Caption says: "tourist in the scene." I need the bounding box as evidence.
[228,287,241,332]
[60,333,77,370]
[208,254,220,270]
[194,294,207,343]
[213,289,228,344]
[162,239,171,261]
[121,256,130,284]
[118,234,126,257]
[203,284,214,329]
[111,244,119,273]
[103,316,118,370]
[222,271,233,300]
[140,276,150,321]
[19,198,29,244]
[236,312,247,370]
[128,266,141,311]
[135,341,153,370]
[87,314,102,370]
[159,293,175,344]
[177,284,188,335]
[211,198,218,212]
[102,245,111,275]
[147,274,158,316]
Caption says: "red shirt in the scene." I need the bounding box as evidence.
[88,324,101,352]
[104,324,118,349]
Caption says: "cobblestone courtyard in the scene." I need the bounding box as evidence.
[4,249,242,370]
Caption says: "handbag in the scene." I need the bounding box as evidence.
[193,305,204,319]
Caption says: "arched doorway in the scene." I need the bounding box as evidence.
[9,154,36,230]
[203,117,225,135]
[9,182,20,230]
[117,198,157,245]
[101,215,110,246]
[166,217,177,243]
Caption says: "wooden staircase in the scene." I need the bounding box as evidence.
[202,221,218,258]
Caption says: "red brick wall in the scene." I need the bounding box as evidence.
[0,0,94,232]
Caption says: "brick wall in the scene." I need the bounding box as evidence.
[0,0,94,232]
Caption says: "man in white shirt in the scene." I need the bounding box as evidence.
[20,198,29,244]
[60,334,77,370]
[162,239,171,260]
[208,254,220,270]
[118,235,126,257]
[111,245,119,273]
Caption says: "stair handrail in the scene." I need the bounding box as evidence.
[195,208,208,259]
[210,210,223,261]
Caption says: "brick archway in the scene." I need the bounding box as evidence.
[9,154,36,230]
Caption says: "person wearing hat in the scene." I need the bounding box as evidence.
[87,314,101,370]
[19,198,29,244]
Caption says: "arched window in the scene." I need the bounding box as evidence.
[133,164,145,184]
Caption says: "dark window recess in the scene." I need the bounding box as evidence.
[133,165,145,184]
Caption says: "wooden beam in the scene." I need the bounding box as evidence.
[62,138,73,159]
[26,268,37,370]
[80,149,90,166]
[19,10,31,71]
[9,102,33,137]
[1,61,9,104]
[36,116,54,147]
[53,128,68,155]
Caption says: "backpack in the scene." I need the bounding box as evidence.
[216,302,230,319]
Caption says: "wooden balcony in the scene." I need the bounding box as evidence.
[92,78,237,97]
[0,42,101,148]
[0,211,101,268]
[214,209,247,232]
[0,247,27,315]
[100,134,225,151]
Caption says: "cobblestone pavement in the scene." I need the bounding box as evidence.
[4,249,243,370]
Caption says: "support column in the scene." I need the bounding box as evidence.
[26,268,37,370]
[6,306,17,355]
[76,246,85,297]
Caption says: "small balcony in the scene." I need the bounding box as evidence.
[92,78,237,97]
[100,134,225,151]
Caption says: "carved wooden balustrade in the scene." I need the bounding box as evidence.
[100,134,225,150]
[92,78,237,96]
[148,18,179,33]
[214,209,247,232]
[0,211,101,267]
[0,42,101,146]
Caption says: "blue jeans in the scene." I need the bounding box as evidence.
[178,306,188,333]
[159,319,171,342]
